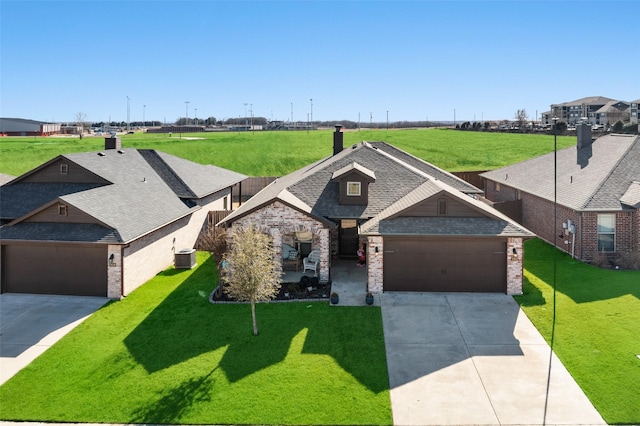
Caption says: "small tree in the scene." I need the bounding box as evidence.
[75,112,87,139]
[514,109,528,131]
[222,225,281,335]
[197,226,228,292]
[613,120,624,133]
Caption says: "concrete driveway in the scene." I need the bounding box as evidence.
[0,293,107,385]
[381,292,606,426]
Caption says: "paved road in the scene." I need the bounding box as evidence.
[381,292,606,425]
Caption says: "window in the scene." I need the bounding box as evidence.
[223,196,228,210]
[58,205,68,216]
[60,164,68,175]
[438,198,447,215]
[597,214,615,252]
[347,181,361,196]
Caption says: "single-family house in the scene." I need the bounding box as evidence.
[219,127,534,295]
[0,137,247,298]
[481,126,640,263]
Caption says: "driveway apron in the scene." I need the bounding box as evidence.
[0,294,107,385]
[381,292,605,426]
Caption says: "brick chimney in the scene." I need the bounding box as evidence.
[333,125,344,155]
[576,122,592,149]
[104,137,122,150]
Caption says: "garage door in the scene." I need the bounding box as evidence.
[383,238,506,292]
[1,244,107,296]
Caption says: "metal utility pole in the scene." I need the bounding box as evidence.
[126,96,130,131]
[310,98,313,128]
[185,101,190,125]
[143,105,146,128]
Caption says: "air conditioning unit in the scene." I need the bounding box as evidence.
[175,248,196,269]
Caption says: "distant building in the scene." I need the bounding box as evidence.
[540,96,635,127]
[630,99,639,124]
[0,118,61,136]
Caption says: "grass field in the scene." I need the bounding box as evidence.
[0,252,391,425]
[0,128,576,177]
[515,239,640,425]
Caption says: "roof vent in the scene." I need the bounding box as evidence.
[97,152,106,157]
[117,150,125,154]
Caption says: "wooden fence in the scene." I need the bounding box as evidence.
[452,171,487,191]
[232,177,277,203]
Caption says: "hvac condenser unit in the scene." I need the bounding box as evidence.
[175,248,197,269]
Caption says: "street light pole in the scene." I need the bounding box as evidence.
[310,98,313,129]
[184,101,190,125]
[126,96,130,132]
[143,105,146,128]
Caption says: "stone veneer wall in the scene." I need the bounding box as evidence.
[506,237,523,295]
[230,201,331,283]
[366,236,383,293]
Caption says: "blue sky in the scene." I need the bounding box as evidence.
[1,1,638,124]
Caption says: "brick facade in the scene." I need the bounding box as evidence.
[366,236,384,293]
[230,201,331,283]
[506,237,523,295]
[108,190,230,299]
[485,179,639,262]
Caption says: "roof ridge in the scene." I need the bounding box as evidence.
[138,149,197,198]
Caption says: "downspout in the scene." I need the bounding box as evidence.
[578,215,583,260]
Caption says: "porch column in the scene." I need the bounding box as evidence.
[271,228,283,279]
[367,236,383,293]
[317,228,330,283]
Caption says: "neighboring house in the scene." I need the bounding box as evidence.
[0,118,61,136]
[481,126,640,263]
[219,127,534,295]
[0,137,246,298]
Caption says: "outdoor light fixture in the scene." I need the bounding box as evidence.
[375,247,379,255]
[108,253,116,266]
[511,247,519,260]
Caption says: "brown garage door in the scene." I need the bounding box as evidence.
[1,244,107,296]
[383,238,506,292]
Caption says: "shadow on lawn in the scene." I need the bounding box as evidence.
[130,368,217,424]
[520,239,640,306]
[124,255,387,394]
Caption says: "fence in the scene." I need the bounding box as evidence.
[452,171,487,191]
[489,199,522,223]
[232,177,277,203]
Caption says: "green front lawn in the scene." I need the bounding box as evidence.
[515,239,640,425]
[0,252,391,425]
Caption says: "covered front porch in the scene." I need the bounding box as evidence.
[282,258,377,306]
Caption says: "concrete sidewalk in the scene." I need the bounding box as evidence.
[0,293,107,385]
[381,292,606,425]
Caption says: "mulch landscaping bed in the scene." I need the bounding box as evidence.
[211,276,332,303]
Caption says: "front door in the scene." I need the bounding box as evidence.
[339,219,359,258]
